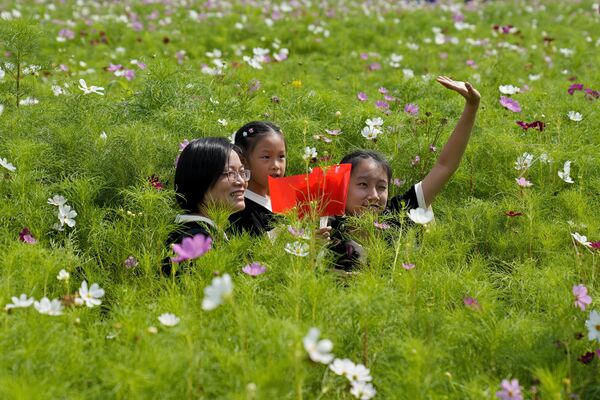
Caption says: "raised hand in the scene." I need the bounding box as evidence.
[436,76,481,105]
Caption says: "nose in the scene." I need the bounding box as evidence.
[366,186,379,202]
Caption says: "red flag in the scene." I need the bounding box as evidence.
[269,164,351,218]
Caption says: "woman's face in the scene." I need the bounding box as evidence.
[345,158,389,215]
[204,150,247,212]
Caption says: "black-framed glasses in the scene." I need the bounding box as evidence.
[222,169,251,182]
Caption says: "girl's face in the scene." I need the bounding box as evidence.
[204,150,247,212]
[345,158,389,215]
[246,133,286,195]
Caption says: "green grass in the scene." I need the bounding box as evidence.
[1,0,600,399]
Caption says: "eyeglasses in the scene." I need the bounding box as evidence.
[222,169,251,182]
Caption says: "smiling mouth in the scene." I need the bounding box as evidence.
[230,190,244,198]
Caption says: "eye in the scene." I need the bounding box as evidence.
[357,182,368,188]
[377,185,388,192]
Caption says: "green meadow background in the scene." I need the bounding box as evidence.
[1,0,599,398]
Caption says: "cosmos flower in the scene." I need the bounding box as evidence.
[585,310,600,341]
[78,79,105,95]
[404,103,419,115]
[573,285,592,311]
[558,161,574,183]
[34,297,64,316]
[56,269,70,281]
[158,313,180,327]
[171,233,212,263]
[496,379,523,400]
[242,262,267,276]
[567,111,583,121]
[18,227,37,244]
[499,85,520,95]
[4,294,35,311]
[571,232,591,247]
[357,92,368,101]
[201,274,233,311]
[284,241,309,257]
[499,96,521,112]
[78,281,105,308]
[407,208,434,224]
[0,157,16,172]
[303,327,334,364]
[515,177,532,187]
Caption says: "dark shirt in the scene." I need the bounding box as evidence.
[162,220,213,275]
[229,196,278,236]
[329,184,422,271]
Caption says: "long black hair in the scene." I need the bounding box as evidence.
[174,137,242,213]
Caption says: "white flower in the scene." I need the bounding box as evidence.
[206,49,222,58]
[567,111,583,122]
[100,131,107,140]
[585,310,600,341]
[529,73,542,81]
[329,358,372,383]
[514,152,534,171]
[0,104,3,115]
[303,327,334,364]
[243,55,263,69]
[217,118,228,126]
[499,84,520,95]
[58,204,77,228]
[0,157,16,172]
[78,280,105,308]
[559,48,574,57]
[361,126,381,141]
[365,118,383,128]
[34,297,63,316]
[19,97,39,106]
[57,269,70,281]
[402,68,414,79]
[538,153,552,164]
[407,207,434,225]
[4,294,35,310]
[572,232,592,248]
[350,381,377,400]
[78,79,105,95]
[558,160,574,183]
[47,195,67,206]
[158,313,180,327]
[51,85,66,96]
[330,358,355,376]
[284,241,309,257]
[302,146,317,161]
[202,274,233,311]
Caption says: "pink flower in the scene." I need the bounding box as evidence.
[411,155,420,167]
[466,59,477,68]
[58,29,75,39]
[107,63,122,72]
[404,103,419,115]
[402,263,415,270]
[496,379,523,400]
[325,129,342,136]
[591,241,600,249]
[375,100,389,110]
[357,92,368,102]
[248,79,261,93]
[59,64,69,71]
[515,177,532,187]
[124,256,138,269]
[499,96,521,112]
[374,221,391,230]
[242,262,267,276]
[135,61,147,70]
[123,69,136,81]
[392,178,405,187]
[368,62,381,71]
[573,284,592,311]
[568,83,584,95]
[360,53,369,60]
[18,227,37,244]
[463,297,481,310]
[384,94,396,102]
[171,234,212,263]
[378,87,388,94]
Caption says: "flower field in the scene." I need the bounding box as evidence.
[1,1,600,398]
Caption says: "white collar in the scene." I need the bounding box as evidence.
[244,189,272,212]
[174,214,217,228]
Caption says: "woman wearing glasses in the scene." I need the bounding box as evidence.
[164,137,250,273]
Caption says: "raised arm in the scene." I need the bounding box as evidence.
[421,76,480,206]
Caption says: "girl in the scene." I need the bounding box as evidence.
[330,76,481,270]
[228,121,286,236]
[164,137,249,273]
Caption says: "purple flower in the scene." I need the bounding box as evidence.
[384,94,396,102]
[171,233,212,263]
[573,284,592,311]
[516,120,545,132]
[124,256,138,269]
[360,53,369,60]
[357,92,368,102]
[463,296,481,310]
[18,227,37,244]
[136,61,147,70]
[325,129,342,136]
[578,351,595,364]
[58,29,75,39]
[123,69,136,81]
[248,79,261,93]
[499,96,521,112]
[568,83,584,95]
[179,139,190,152]
[59,64,69,71]
[411,155,420,167]
[368,62,381,71]
[496,379,523,400]
[402,263,415,270]
[378,87,388,94]
[404,103,419,115]
[466,59,477,68]
[107,63,122,72]
[429,144,437,152]
[392,178,405,187]
[375,100,389,110]
[175,50,185,65]
[242,262,267,276]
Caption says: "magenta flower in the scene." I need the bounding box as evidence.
[107,63,122,72]
[375,100,389,110]
[384,94,396,102]
[18,227,37,244]
[123,69,136,81]
[402,263,415,270]
[463,297,481,310]
[591,241,600,249]
[578,351,595,364]
[585,88,599,100]
[568,83,584,95]
[499,96,521,112]
[404,103,419,115]
[242,262,267,276]
[516,120,545,132]
[573,284,592,311]
[496,379,523,400]
[466,59,477,68]
[368,62,381,71]
[515,177,532,187]
[171,233,212,263]
[357,92,368,102]
[149,175,164,190]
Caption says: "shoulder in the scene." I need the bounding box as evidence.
[167,221,212,245]
[388,181,427,212]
